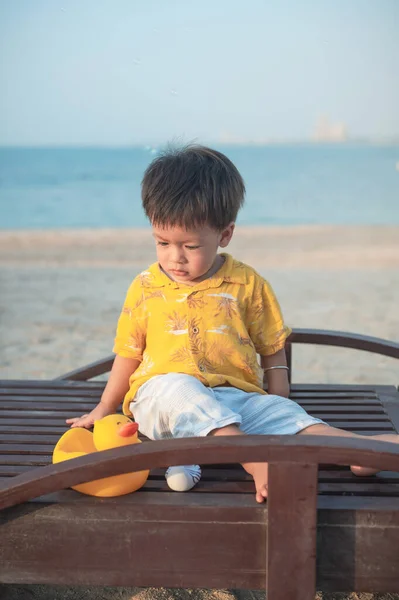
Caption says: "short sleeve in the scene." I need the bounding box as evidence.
[247,277,291,356]
[113,278,147,360]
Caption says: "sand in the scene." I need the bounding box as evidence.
[1,225,398,385]
[0,225,398,600]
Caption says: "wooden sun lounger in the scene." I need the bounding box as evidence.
[1,329,399,599]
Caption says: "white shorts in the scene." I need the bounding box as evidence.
[130,373,324,440]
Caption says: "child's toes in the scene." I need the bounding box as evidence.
[256,485,268,503]
[351,465,378,477]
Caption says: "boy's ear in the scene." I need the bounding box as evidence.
[219,223,235,248]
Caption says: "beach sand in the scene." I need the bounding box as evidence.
[1,225,398,600]
[1,585,399,600]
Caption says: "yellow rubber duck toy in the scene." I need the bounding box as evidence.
[53,414,149,497]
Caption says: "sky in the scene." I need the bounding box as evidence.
[0,0,398,146]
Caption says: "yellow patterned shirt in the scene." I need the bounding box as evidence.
[113,253,291,416]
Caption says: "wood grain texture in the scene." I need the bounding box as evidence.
[267,463,318,599]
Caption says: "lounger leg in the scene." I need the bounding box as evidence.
[267,462,318,600]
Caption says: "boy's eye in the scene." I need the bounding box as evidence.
[157,241,169,246]
[186,245,200,250]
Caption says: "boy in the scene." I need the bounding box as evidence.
[67,145,398,503]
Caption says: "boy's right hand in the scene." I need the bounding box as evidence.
[66,402,113,429]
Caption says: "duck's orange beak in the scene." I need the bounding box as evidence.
[118,422,139,438]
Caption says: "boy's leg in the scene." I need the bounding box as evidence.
[209,388,325,503]
[210,388,399,501]
[298,423,399,476]
[130,374,242,491]
[131,373,242,439]
[209,423,269,504]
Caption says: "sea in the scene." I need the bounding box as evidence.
[0,144,398,230]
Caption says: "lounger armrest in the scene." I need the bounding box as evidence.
[54,355,115,381]
[286,329,399,359]
[1,435,399,511]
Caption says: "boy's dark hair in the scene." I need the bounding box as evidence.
[141,145,245,230]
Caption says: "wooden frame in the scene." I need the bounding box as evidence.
[1,329,399,599]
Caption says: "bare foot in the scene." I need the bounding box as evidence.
[242,462,268,503]
[351,433,399,477]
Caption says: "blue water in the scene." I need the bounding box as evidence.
[0,145,398,229]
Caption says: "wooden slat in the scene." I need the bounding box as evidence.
[291,384,396,392]
[1,455,51,466]
[306,399,385,406]
[305,409,387,415]
[310,422,394,430]
[0,465,32,475]
[0,392,103,401]
[0,444,54,454]
[292,392,378,399]
[345,430,399,436]
[0,425,67,433]
[0,434,62,443]
[0,388,103,398]
[0,409,99,417]
[0,399,99,409]
[317,470,399,482]
[0,380,105,390]
[318,482,399,495]
[0,419,71,426]
[296,399,383,405]
[309,414,389,420]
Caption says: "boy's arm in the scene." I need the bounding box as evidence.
[260,348,290,398]
[66,355,140,428]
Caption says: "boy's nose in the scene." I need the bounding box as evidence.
[171,248,186,263]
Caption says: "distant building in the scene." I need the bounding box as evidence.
[313,116,348,142]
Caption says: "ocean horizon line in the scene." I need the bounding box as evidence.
[1,139,399,151]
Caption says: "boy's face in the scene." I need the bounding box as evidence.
[152,223,234,285]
